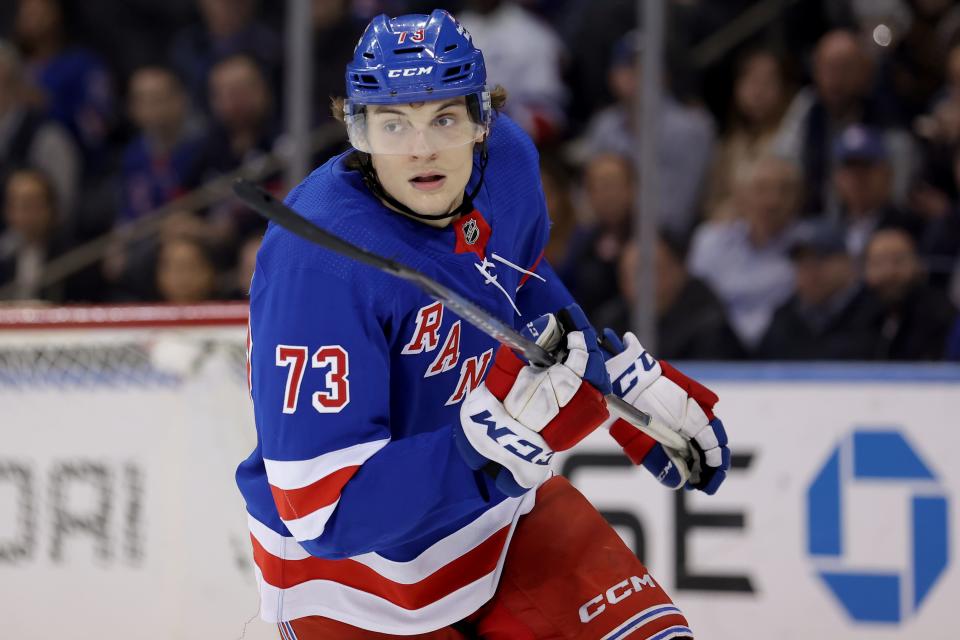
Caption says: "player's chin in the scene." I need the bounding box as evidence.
[401,187,458,217]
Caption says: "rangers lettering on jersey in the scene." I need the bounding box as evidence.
[402,302,444,354]
[446,348,493,405]
[425,320,461,377]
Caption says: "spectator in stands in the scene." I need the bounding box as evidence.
[185,53,279,242]
[705,49,793,221]
[120,66,203,223]
[884,0,955,125]
[688,156,801,350]
[228,232,261,299]
[539,153,577,268]
[558,152,633,321]
[864,225,956,359]
[595,233,743,360]
[457,0,567,143]
[573,30,715,236]
[912,41,960,227]
[0,39,78,222]
[0,168,70,301]
[756,221,883,359]
[832,124,918,258]
[168,0,281,112]
[312,0,363,126]
[13,0,115,171]
[775,29,914,217]
[912,145,960,289]
[155,236,219,303]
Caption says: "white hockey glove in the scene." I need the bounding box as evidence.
[600,329,730,494]
[454,305,611,497]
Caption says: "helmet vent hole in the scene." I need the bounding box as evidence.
[444,44,457,52]
[443,66,463,77]
[359,74,379,87]
[393,46,425,54]
[362,52,375,59]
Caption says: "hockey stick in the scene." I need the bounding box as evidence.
[233,179,690,456]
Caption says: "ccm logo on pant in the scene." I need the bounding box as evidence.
[578,574,657,623]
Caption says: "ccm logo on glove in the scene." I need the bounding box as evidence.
[467,409,554,466]
[610,350,659,399]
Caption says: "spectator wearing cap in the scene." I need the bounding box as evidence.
[0,38,79,222]
[571,30,715,237]
[774,30,915,217]
[756,221,884,360]
[687,155,801,350]
[595,232,743,360]
[832,124,918,258]
[864,225,956,360]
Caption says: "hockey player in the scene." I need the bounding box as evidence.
[237,9,730,639]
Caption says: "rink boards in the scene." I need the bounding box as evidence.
[0,316,957,639]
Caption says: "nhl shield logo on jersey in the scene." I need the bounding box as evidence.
[462,219,480,245]
[454,211,491,259]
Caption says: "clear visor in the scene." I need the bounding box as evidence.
[345,99,488,155]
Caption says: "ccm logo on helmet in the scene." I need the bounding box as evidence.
[578,574,657,623]
[387,66,434,78]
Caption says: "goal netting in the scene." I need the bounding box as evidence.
[0,303,275,639]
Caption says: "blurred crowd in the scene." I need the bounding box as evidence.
[2,0,960,360]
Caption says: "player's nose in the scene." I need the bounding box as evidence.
[408,130,437,158]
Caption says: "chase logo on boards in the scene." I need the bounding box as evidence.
[806,429,949,623]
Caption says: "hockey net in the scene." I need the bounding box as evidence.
[0,303,249,387]
[0,303,272,639]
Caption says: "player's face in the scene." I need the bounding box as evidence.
[368,98,484,225]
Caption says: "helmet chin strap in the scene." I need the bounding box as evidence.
[359,143,489,222]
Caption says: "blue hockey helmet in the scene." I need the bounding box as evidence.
[344,10,491,155]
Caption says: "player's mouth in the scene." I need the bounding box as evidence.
[409,172,447,192]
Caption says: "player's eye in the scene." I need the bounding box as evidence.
[434,115,457,128]
[382,120,406,134]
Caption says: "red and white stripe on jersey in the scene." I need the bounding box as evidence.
[248,491,536,634]
[263,439,389,540]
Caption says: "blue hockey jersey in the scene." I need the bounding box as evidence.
[236,114,576,634]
